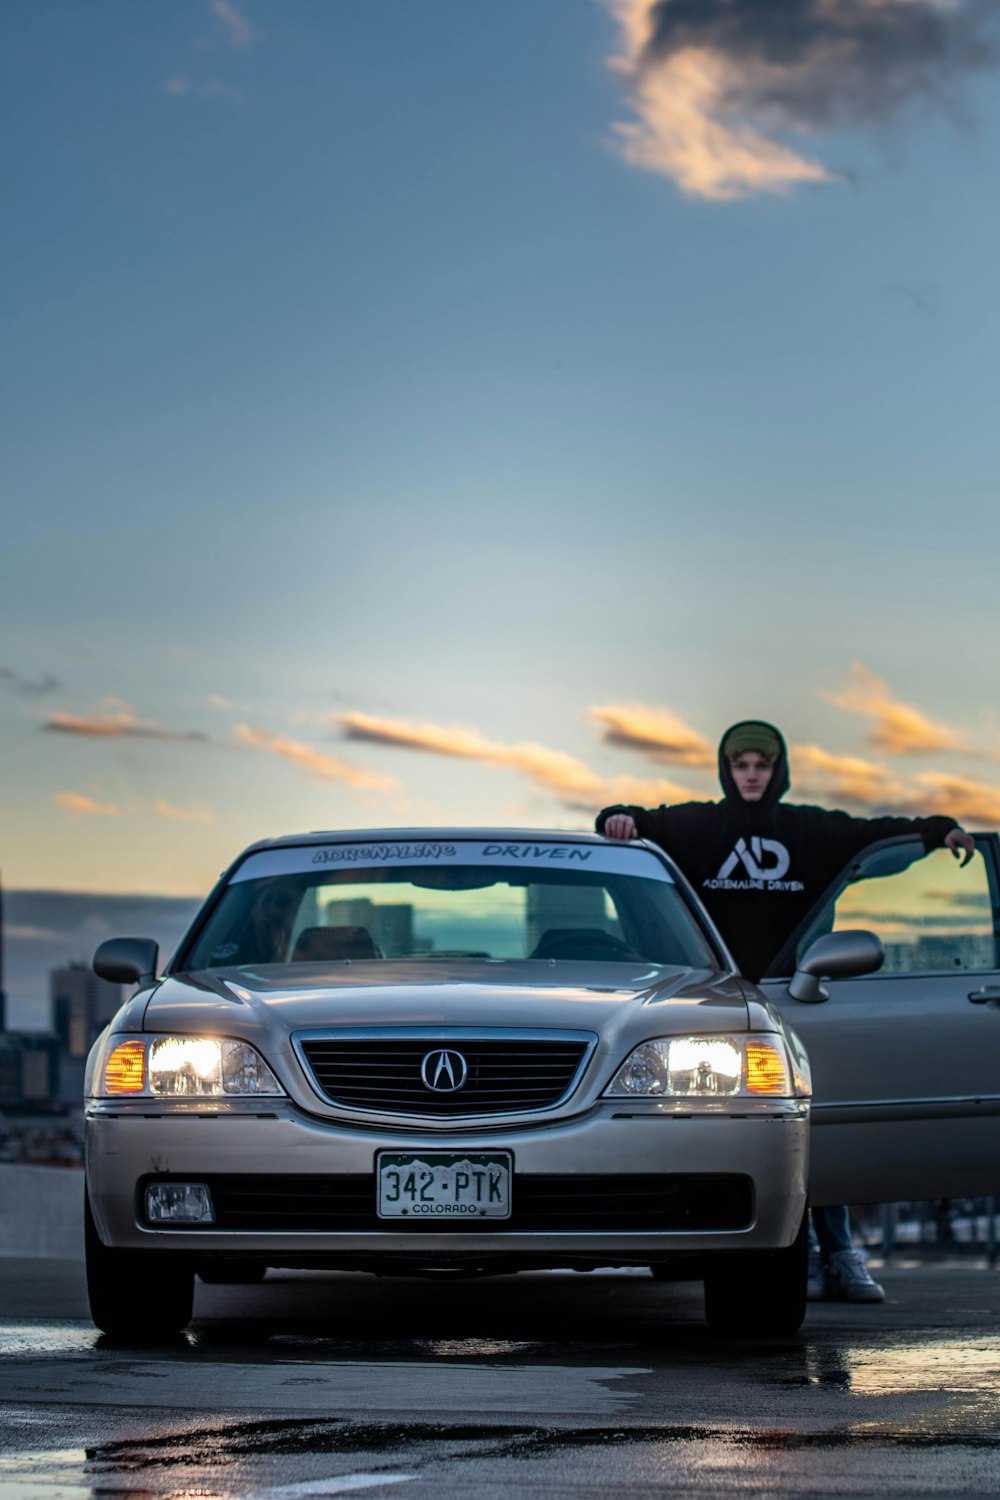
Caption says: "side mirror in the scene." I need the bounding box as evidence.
[93,937,160,987]
[788,929,884,1004]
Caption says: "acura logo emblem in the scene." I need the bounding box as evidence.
[421,1048,468,1092]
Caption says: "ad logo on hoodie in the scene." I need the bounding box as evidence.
[704,837,804,892]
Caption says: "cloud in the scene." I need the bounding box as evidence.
[54,791,216,823]
[835,907,986,933]
[210,0,255,48]
[163,75,243,101]
[233,724,397,791]
[908,772,1000,827]
[590,703,714,768]
[925,888,991,908]
[790,744,1000,826]
[208,693,235,709]
[43,710,209,743]
[338,711,693,812]
[825,664,973,756]
[606,0,999,200]
[53,792,121,819]
[154,800,214,823]
[887,280,940,316]
[791,742,907,806]
[1,666,59,696]
[340,713,606,799]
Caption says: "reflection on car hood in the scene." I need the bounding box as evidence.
[145,960,749,1036]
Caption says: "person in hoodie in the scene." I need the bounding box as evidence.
[597,719,973,988]
[596,718,975,1302]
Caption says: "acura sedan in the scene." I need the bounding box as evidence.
[85,826,1000,1338]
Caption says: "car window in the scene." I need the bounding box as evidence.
[180,845,718,970]
[792,843,998,974]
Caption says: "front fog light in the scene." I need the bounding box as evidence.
[145,1182,215,1224]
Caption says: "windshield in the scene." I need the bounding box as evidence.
[181,838,717,970]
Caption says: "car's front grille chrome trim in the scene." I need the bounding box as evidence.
[291,1026,598,1118]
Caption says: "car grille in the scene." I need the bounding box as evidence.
[165,1174,753,1233]
[295,1032,594,1116]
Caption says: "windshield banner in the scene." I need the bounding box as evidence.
[230,840,674,884]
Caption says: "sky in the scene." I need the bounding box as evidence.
[3,0,1000,1022]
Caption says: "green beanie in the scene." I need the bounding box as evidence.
[722,724,782,760]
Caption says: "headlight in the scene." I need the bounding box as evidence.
[605,1034,794,1098]
[99,1035,285,1098]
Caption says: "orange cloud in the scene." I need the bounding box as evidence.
[154,800,214,823]
[590,703,713,768]
[789,746,1000,826]
[607,0,832,200]
[338,711,692,812]
[605,1,996,203]
[825,665,973,757]
[908,773,1000,829]
[340,713,601,797]
[44,710,208,743]
[791,744,906,808]
[53,792,121,818]
[233,724,396,791]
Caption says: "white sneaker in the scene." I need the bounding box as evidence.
[825,1248,885,1303]
[807,1248,826,1301]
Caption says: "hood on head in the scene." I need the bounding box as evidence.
[717,720,789,809]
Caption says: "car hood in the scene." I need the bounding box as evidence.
[140,961,750,1123]
[145,960,748,1036]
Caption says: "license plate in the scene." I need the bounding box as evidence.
[376,1152,512,1220]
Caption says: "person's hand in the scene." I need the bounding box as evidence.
[603,813,638,841]
[945,827,976,866]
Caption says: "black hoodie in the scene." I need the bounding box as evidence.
[595,719,958,983]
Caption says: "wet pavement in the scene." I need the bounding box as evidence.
[1,1258,1000,1497]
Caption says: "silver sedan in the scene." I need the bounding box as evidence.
[82,828,923,1339]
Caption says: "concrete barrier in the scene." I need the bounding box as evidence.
[0,1164,85,1261]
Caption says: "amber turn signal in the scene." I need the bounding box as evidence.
[744,1039,790,1095]
[103,1040,146,1094]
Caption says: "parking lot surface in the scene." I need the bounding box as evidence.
[2,1258,1000,1498]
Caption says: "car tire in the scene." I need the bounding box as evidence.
[198,1261,268,1284]
[703,1211,808,1337]
[85,1190,194,1338]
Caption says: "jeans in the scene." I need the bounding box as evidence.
[809,1205,853,1258]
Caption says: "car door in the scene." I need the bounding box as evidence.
[758,835,1000,1206]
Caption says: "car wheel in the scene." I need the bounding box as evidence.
[85,1190,194,1338]
[198,1261,268,1284]
[703,1211,808,1337]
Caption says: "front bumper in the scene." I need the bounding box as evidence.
[85,1098,808,1264]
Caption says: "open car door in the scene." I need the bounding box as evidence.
[758,835,1000,1206]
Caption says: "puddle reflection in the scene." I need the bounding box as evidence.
[836,1336,1000,1395]
[0,1324,100,1357]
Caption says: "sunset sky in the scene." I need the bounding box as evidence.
[4,0,1000,924]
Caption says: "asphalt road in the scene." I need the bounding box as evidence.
[2,1258,1000,1499]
